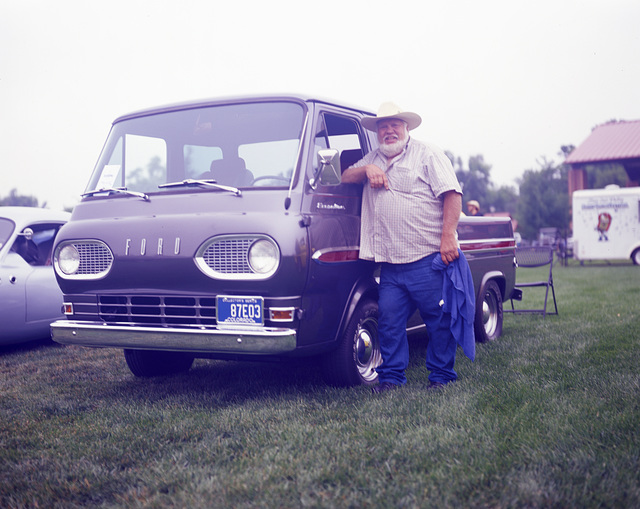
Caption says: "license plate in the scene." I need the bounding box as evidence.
[217,296,264,326]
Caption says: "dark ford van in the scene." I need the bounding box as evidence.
[51,95,516,386]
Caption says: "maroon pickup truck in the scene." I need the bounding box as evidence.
[50,95,516,386]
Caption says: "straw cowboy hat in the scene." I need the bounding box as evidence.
[360,102,422,132]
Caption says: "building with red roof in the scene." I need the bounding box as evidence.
[565,120,640,195]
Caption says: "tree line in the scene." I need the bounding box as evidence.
[448,147,628,241]
[1,149,629,241]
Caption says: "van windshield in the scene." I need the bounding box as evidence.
[86,101,306,195]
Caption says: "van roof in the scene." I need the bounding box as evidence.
[112,94,375,124]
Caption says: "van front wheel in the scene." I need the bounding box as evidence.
[632,248,640,265]
[321,299,381,387]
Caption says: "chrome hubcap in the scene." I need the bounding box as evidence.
[483,292,498,337]
[354,316,381,382]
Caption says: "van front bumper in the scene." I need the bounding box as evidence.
[50,320,297,354]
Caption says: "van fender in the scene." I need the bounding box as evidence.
[320,275,380,386]
[336,276,379,343]
[478,270,507,300]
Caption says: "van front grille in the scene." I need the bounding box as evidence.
[98,295,217,325]
[76,242,114,275]
[201,238,253,274]
[195,234,280,280]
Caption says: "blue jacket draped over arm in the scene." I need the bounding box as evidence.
[432,249,476,361]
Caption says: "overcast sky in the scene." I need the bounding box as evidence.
[1,0,639,210]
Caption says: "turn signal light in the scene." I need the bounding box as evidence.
[269,308,295,322]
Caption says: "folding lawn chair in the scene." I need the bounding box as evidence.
[506,246,558,318]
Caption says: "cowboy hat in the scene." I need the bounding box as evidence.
[360,102,422,132]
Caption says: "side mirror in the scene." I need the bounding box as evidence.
[310,149,341,189]
[20,227,34,240]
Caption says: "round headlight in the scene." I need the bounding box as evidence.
[57,244,80,275]
[248,239,279,275]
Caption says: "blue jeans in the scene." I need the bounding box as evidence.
[376,253,458,385]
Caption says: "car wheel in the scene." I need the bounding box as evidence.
[321,299,381,387]
[632,248,640,265]
[124,349,194,377]
[475,279,503,343]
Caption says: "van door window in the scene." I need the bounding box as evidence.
[313,113,365,175]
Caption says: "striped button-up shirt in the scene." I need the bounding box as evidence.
[355,137,462,264]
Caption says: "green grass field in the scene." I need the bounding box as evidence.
[1,262,639,508]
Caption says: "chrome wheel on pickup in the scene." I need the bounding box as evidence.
[475,280,503,343]
[322,299,381,386]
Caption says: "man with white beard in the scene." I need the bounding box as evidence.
[342,102,465,394]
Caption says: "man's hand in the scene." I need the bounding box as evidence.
[365,164,389,189]
[342,163,388,189]
[440,232,460,265]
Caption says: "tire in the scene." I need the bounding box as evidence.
[124,349,194,377]
[632,248,640,265]
[321,299,381,387]
[474,280,503,343]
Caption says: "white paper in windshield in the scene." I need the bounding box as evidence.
[96,165,120,190]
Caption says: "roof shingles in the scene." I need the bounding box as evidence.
[565,120,640,164]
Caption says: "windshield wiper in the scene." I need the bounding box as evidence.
[82,187,150,201]
[158,179,242,197]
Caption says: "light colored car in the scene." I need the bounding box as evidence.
[0,206,71,346]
